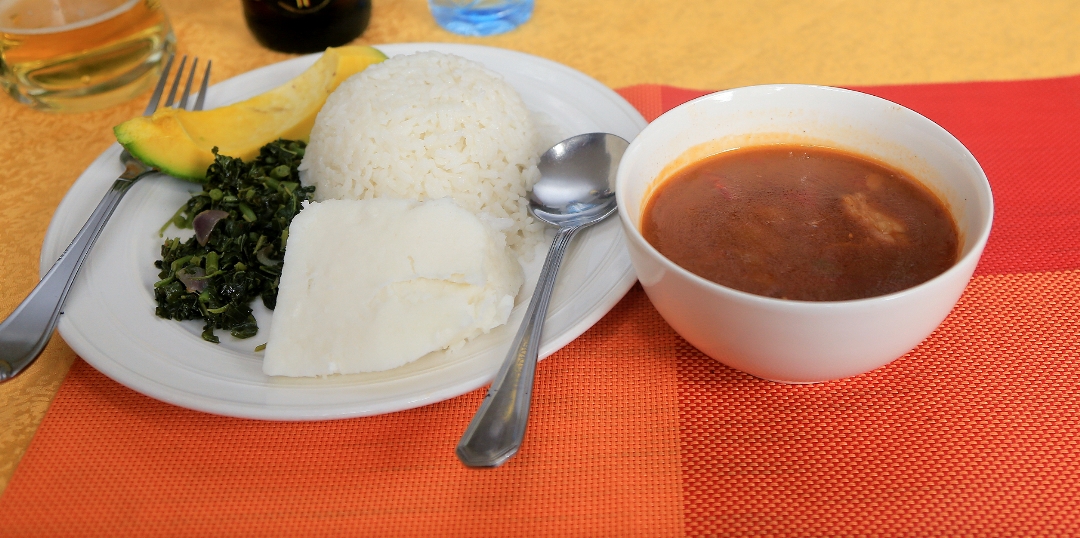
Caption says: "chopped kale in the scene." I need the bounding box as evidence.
[153,139,314,343]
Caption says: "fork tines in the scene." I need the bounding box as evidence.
[144,52,213,115]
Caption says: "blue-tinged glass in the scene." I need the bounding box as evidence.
[428,0,534,37]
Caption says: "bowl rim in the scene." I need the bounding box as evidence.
[615,83,995,309]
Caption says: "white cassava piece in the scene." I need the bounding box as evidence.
[262,198,523,377]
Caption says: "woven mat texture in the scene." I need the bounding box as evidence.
[2,76,1080,536]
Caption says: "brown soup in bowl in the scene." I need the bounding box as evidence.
[641,145,960,301]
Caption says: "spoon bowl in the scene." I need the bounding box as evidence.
[530,133,625,226]
[457,132,630,468]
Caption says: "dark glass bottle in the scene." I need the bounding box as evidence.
[241,0,372,54]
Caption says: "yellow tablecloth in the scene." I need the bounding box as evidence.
[1,0,1078,496]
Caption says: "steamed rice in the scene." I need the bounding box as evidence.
[300,51,548,254]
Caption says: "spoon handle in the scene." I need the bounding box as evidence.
[456,225,580,467]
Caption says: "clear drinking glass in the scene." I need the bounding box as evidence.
[428,0,533,37]
[0,0,176,112]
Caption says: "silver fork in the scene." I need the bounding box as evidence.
[0,53,212,382]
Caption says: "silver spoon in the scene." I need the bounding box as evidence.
[456,132,629,468]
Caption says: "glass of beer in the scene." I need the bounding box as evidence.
[0,0,176,113]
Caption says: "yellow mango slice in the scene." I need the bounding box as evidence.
[114,45,387,181]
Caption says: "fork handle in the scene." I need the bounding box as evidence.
[0,177,139,382]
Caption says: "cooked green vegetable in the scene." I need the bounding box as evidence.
[153,139,314,343]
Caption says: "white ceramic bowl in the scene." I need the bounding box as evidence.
[615,84,994,383]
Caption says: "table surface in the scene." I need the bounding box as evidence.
[2,0,1079,503]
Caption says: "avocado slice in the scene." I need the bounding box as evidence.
[114,45,387,181]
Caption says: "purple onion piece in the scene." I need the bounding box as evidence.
[176,266,207,293]
[193,209,230,246]
[256,245,280,267]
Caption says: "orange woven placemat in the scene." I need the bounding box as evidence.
[633,79,1080,535]
[3,78,1080,536]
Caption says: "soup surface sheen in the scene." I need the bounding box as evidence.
[642,145,959,301]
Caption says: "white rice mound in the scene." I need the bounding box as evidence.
[300,51,547,255]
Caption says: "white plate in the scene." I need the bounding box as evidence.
[41,43,646,420]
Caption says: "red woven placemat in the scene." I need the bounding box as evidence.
[3,76,1080,536]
